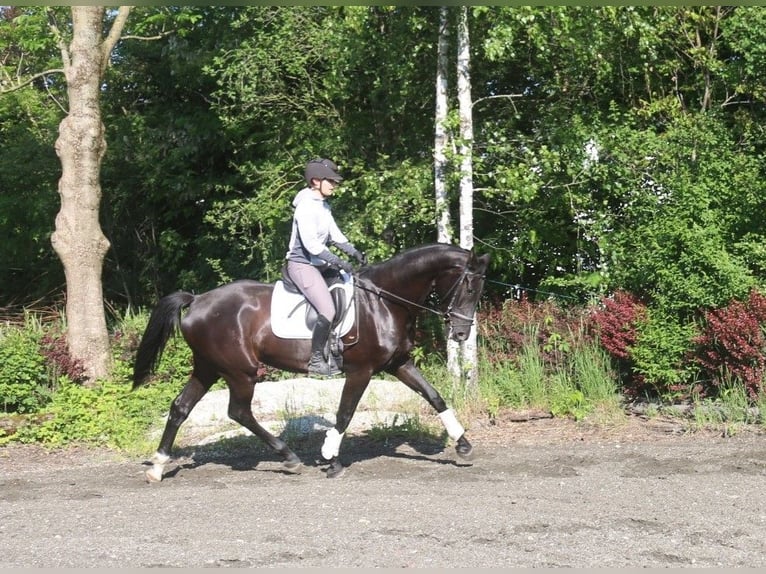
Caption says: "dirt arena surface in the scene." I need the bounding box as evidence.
[2,411,765,568]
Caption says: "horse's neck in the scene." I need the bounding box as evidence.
[370,255,453,301]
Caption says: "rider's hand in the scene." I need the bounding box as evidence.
[337,259,354,274]
[353,250,367,266]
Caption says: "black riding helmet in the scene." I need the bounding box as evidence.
[304,158,343,185]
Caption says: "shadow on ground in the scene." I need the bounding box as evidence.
[153,422,462,480]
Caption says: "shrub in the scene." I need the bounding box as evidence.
[476,297,623,421]
[694,289,766,400]
[13,376,182,451]
[631,310,699,401]
[0,326,48,413]
[478,295,589,374]
[590,290,646,362]
[39,330,87,384]
[590,290,646,395]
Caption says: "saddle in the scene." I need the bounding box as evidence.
[270,265,356,341]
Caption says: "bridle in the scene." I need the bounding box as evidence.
[354,262,485,329]
[440,266,485,330]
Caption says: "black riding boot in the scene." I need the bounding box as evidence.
[308,315,342,377]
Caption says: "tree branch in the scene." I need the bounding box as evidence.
[120,31,175,42]
[0,69,65,94]
[472,93,523,114]
[47,7,70,71]
[101,6,132,75]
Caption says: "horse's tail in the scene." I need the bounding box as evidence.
[132,291,196,390]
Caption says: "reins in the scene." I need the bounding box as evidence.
[353,264,484,327]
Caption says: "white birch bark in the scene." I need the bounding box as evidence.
[434,6,451,245]
[453,5,478,392]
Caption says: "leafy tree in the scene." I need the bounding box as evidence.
[99,6,239,304]
[0,7,66,305]
[203,6,445,282]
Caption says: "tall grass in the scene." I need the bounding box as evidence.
[477,338,622,422]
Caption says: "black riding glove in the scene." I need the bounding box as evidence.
[333,242,367,266]
[337,260,354,274]
[319,249,355,274]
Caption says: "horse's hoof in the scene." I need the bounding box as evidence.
[325,460,346,479]
[455,436,475,461]
[145,466,163,483]
[282,457,303,474]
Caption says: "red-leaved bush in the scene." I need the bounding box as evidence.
[477,294,589,372]
[694,289,766,399]
[589,290,647,396]
[590,290,646,361]
[39,331,87,384]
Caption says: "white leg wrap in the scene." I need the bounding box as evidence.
[321,428,344,460]
[151,452,170,465]
[438,408,465,441]
[145,452,170,483]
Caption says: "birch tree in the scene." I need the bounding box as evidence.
[434,6,452,246]
[434,6,478,391]
[453,5,479,391]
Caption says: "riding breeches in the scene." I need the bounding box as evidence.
[285,260,336,322]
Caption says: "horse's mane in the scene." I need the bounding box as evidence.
[358,243,467,281]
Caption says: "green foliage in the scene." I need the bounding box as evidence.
[476,301,622,421]
[690,374,761,435]
[0,324,48,413]
[549,380,588,421]
[13,376,181,452]
[629,310,699,400]
[2,308,191,451]
[596,114,762,318]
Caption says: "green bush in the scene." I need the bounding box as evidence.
[2,307,194,451]
[631,310,699,400]
[13,376,183,452]
[0,325,48,413]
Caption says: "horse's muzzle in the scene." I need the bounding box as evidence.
[449,324,472,342]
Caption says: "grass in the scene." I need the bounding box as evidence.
[688,376,763,436]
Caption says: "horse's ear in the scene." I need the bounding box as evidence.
[468,249,490,272]
[477,253,490,272]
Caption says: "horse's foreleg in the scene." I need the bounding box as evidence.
[393,360,474,461]
[227,383,302,472]
[323,373,372,478]
[146,374,212,483]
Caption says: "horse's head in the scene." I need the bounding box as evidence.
[436,248,491,342]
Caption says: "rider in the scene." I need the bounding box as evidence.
[285,158,366,377]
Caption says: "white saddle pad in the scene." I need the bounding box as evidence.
[270,276,356,339]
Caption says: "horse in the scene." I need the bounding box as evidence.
[132,243,490,482]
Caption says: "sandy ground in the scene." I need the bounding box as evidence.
[2,378,766,568]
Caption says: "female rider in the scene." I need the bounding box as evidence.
[284,158,366,376]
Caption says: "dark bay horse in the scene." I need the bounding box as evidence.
[132,243,490,481]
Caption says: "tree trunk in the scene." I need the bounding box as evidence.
[435,7,463,387]
[434,6,451,246]
[50,6,130,382]
[454,5,479,394]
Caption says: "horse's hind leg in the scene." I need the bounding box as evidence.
[393,360,475,461]
[226,377,302,472]
[146,369,215,482]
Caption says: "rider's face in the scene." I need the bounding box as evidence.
[319,178,338,197]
